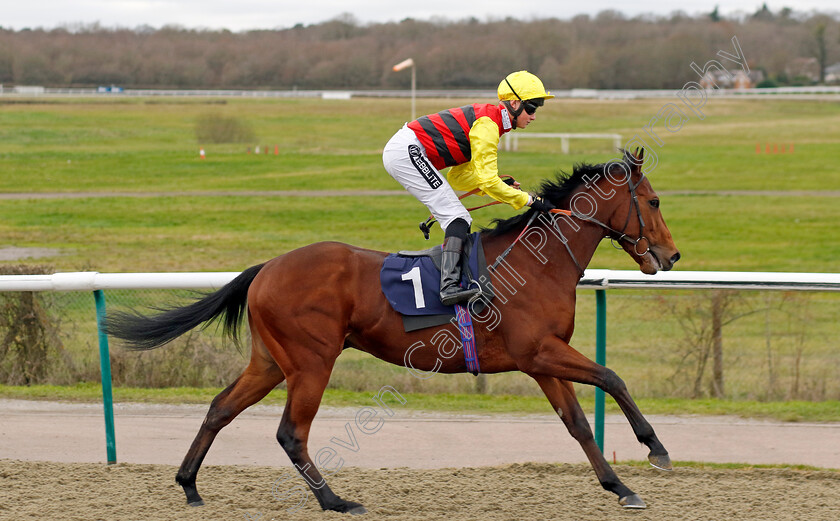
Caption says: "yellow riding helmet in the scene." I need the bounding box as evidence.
[497,71,555,101]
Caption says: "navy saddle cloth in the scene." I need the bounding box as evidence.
[380,233,494,332]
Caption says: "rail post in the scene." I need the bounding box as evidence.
[93,289,117,464]
[594,289,607,453]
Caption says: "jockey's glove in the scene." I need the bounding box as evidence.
[529,196,556,214]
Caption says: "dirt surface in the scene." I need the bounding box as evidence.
[1,460,838,521]
[2,400,839,469]
[0,246,62,261]
[1,399,839,520]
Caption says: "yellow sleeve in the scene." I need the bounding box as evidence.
[447,116,530,210]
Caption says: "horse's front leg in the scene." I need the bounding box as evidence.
[532,375,646,508]
[521,336,672,471]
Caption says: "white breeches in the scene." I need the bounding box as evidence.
[382,124,471,232]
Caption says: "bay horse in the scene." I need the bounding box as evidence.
[106,148,680,512]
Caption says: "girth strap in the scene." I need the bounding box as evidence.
[455,304,480,375]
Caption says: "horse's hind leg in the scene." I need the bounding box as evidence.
[176,336,285,506]
[604,370,672,470]
[276,364,367,515]
[533,375,646,508]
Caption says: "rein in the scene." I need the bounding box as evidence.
[488,211,541,271]
[489,172,650,277]
[419,175,516,240]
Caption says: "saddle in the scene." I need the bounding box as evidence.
[380,232,495,332]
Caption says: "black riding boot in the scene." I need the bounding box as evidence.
[439,235,479,306]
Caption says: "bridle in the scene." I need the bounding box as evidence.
[489,162,650,277]
[581,166,650,256]
[549,165,650,276]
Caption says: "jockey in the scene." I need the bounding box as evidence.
[383,70,556,306]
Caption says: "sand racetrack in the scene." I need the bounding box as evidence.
[2,460,839,521]
[1,400,839,520]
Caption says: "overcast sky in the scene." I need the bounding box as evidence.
[3,1,838,32]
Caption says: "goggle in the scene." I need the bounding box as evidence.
[504,77,544,115]
[522,98,544,115]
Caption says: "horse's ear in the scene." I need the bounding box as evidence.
[624,147,644,169]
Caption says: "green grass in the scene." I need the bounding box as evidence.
[1,96,837,272]
[1,96,839,410]
[2,384,838,422]
[1,192,837,272]
[1,97,838,194]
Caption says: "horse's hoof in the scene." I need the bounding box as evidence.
[179,479,204,506]
[619,494,647,509]
[648,451,673,471]
[347,505,368,515]
[328,501,367,515]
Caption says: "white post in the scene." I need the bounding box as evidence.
[393,58,416,121]
[410,65,416,121]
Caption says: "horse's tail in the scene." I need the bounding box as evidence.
[104,263,266,350]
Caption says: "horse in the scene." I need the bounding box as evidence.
[106,148,680,512]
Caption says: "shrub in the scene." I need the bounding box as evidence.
[0,265,68,385]
[109,330,248,388]
[194,113,255,144]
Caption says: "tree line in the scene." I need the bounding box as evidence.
[0,6,837,90]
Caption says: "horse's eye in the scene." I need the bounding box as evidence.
[649,199,660,209]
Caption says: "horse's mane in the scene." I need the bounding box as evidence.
[482,161,605,237]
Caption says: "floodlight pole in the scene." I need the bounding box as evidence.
[410,65,416,120]
[392,58,416,121]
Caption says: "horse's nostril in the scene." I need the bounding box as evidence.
[671,252,681,264]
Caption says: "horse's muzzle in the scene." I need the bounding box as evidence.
[660,250,681,272]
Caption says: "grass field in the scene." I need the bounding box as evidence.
[1,97,838,193]
[2,383,839,422]
[0,96,838,271]
[1,95,838,410]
